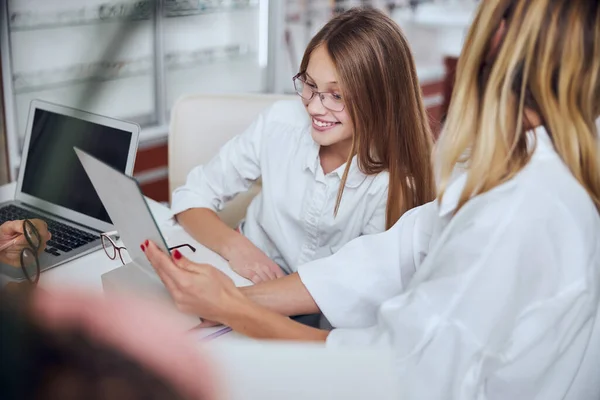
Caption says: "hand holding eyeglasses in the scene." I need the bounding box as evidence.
[0,219,51,263]
[0,219,51,285]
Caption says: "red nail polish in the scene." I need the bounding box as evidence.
[140,244,145,252]
[173,249,182,260]
[145,240,149,247]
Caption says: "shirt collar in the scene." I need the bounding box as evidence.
[303,134,367,188]
[304,135,320,173]
[437,126,554,217]
[332,155,367,188]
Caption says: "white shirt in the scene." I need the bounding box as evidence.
[171,99,389,274]
[299,127,600,399]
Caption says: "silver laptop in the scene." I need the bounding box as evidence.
[0,100,139,281]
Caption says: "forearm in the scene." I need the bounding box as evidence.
[176,208,248,260]
[240,273,320,317]
[223,299,329,342]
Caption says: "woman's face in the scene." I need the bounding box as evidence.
[302,45,353,150]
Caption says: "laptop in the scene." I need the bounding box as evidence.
[75,148,251,332]
[0,100,139,281]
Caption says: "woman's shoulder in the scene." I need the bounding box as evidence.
[263,99,310,128]
[369,170,390,192]
[351,169,389,199]
[260,99,311,147]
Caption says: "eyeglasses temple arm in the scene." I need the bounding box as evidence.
[168,244,197,253]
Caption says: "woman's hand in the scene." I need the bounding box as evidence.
[0,219,51,267]
[144,240,328,342]
[224,236,286,284]
[143,240,245,323]
[176,209,285,284]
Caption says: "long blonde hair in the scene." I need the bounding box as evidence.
[299,8,435,229]
[437,0,600,212]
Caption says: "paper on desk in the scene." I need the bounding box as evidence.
[189,325,233,342]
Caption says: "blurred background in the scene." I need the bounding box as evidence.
[0,0,479,201]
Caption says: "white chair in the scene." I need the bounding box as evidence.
[168,93,295,228]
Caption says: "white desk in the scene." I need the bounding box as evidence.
[0,182,402,399]
[0,181,252,339]
[0,182,141,290]
[0,182,249,290]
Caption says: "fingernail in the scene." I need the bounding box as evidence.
[173,249,182,260]
[145,240,149,247]
[140,244,145,252]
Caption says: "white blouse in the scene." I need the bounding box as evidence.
[299,127,600,399]
[171,99,389,274]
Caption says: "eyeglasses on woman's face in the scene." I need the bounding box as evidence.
[292,73,345,112]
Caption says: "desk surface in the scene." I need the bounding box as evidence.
[0,182,250,291]
[0,183,402,399]
[0,181,251,339]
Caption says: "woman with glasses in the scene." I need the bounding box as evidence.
[170,8,435,284]
[145,0,600,397]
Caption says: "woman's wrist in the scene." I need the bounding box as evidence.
[220,231,251,261]
[223,300,329,342]
[219,292,259,328]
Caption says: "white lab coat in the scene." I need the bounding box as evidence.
[171,100,389,273]
[298,127,600,399]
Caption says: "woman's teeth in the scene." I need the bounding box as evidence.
[313,118,336,127]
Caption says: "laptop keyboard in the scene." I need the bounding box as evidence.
[0,204,98,256]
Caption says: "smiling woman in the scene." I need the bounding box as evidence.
[169,7,435,286]
[293,9,436,223]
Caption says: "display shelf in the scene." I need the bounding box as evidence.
[13,44,252,94]
[8,0,259,31]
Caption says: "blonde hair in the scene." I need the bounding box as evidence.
[437,0,600,212]
[299,8,435,229]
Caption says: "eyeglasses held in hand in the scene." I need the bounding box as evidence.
[20,219,42,286]
[100,231,196,265]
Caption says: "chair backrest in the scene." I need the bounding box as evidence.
[168,93,296,228]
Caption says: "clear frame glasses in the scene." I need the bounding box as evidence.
[100,231,196,265]
[292,73,345,112]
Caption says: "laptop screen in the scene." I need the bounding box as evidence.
[20,108,132,224]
